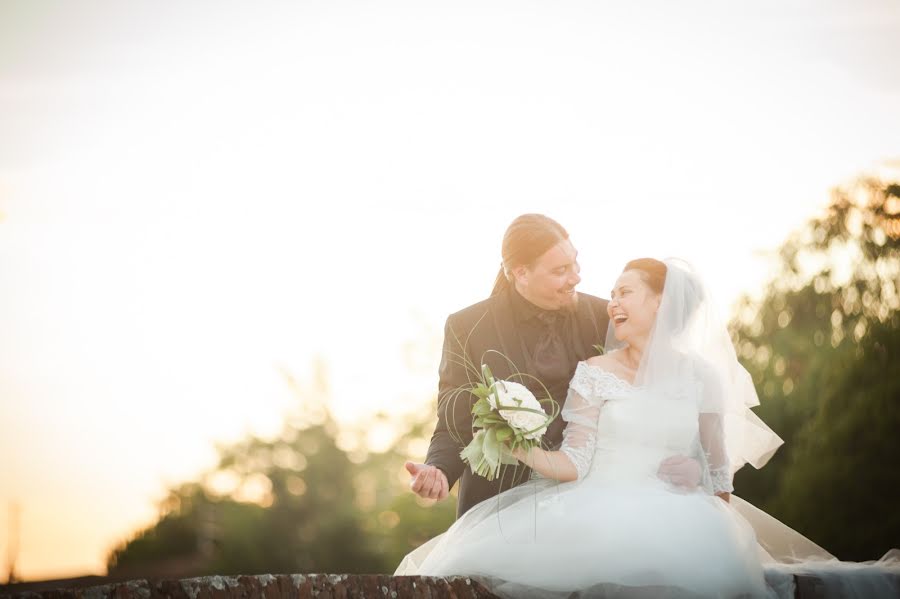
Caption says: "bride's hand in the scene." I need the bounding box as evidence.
[657,455,701,490]
[511,446,528,463]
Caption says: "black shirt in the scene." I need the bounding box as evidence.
[507,286,579,404]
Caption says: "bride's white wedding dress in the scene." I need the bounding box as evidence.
[397,362,770,598]
[397,260,900,597]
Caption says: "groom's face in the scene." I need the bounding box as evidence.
[513,239,581,310]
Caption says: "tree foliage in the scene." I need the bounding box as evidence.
[107,370,455,577]
[732,173,900,561]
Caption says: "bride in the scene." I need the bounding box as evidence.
[396,258,899,598]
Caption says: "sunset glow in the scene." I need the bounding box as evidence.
[2,0,899,580]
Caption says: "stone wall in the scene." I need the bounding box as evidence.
[0,572,883,599]
[0,575,496,599]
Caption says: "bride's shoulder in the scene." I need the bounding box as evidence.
[682,352,722,385]
[572,353,635,397]
[584,353,615,370]
[583,351,632,377]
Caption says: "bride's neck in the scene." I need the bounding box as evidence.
[623,337,647,368]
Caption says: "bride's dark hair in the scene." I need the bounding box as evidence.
[492,214,569,296]
[623,258,667,295]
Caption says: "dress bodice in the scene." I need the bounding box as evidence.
[566,362,701,485]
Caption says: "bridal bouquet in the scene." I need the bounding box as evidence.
[458,362,559,481]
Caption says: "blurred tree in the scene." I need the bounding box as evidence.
[107,365,455,577]
[732,173,900,560]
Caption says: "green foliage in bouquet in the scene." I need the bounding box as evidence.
[456,360,560,482]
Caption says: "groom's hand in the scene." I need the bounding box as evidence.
[405,461,449,501]
[657,455,701,490]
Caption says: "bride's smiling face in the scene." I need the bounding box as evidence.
[608,270,662,343]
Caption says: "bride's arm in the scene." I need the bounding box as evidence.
[511,378,601,483]
[692,360,735,503]
[699,412,732,503]
[511,446,579,482]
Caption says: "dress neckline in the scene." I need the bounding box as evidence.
[578,361,639,389]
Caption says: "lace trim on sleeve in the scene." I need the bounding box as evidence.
[560,431,596,481]
[709,465,734,494]
[569,362,634,400]
[568,363,596,399]
[560,363,614,481]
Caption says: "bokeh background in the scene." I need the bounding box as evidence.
[1,0,899,583]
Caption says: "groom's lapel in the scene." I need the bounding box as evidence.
[488,289,529,379]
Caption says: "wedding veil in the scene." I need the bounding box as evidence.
[605,258,784,477]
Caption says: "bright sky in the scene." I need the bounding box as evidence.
[1,0,899,582]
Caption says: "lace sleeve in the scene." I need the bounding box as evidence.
[696,413,733,494]
[559,364,604,481]
[697,367,733,494]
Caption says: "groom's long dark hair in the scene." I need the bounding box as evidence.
[491,214,570,296]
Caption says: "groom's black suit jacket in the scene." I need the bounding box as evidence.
[425,287,610,518]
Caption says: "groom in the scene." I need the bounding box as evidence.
[405,214,610,517]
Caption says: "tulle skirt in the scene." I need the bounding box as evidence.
[397,474,769,598]
[397,475,900,598]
